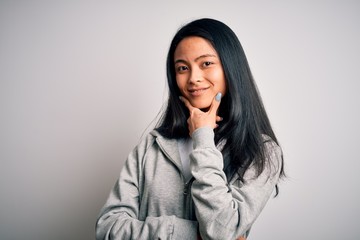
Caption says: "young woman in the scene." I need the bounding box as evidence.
[96,18,284,240]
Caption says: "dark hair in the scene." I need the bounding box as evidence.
[156,18,285,194]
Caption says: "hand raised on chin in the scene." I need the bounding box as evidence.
[179,92,223,137]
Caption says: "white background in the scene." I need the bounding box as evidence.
[1,1,359,239]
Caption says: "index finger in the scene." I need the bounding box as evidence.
[179,96,195,112]
[208,92,222,115]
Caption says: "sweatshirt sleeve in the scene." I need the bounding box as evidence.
[190,127,282,239]
[95,136,198,240]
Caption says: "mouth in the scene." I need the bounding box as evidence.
[188,87,210,96]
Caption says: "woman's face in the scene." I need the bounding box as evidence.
[174,36,227,110]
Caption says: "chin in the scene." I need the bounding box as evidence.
[191,101,211,110]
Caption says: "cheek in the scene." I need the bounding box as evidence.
[210,71,227,93]
[176,76,186,92]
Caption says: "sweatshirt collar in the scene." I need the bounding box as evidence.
[150,130,183,172]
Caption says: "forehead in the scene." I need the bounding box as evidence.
[174,36,218,59]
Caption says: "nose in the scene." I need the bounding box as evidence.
[188,66,202,84]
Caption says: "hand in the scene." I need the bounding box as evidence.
[179,92,222,136]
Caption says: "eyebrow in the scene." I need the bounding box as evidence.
[174,54,217,64]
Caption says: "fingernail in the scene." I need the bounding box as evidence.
[215,92,222,102]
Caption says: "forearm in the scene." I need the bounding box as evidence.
[96,211,198,240]
[190,127,281,239]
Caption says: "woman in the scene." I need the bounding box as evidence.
[96,18,284,240]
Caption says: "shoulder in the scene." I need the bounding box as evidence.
[262,134,282,155]
[239,134,282,181]
[134,130,175,154]
[135,130,162,150]
[128,130,159,160]
[122,130,162,171]
[261,134,283,175]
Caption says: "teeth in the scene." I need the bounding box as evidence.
[192,89,204,92]
[189,88,208,95]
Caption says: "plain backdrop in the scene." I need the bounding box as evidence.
[1,1,359,239]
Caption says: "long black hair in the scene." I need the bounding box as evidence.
[156,18,285,193]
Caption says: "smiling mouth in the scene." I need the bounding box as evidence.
[188,87,210,96]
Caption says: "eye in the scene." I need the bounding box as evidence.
[176,65,189,72]
[203,61,213,67]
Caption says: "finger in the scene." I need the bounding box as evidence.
[179,96,195,112]
[208,92,222,115]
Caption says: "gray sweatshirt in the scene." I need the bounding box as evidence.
[96,127,282,240]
